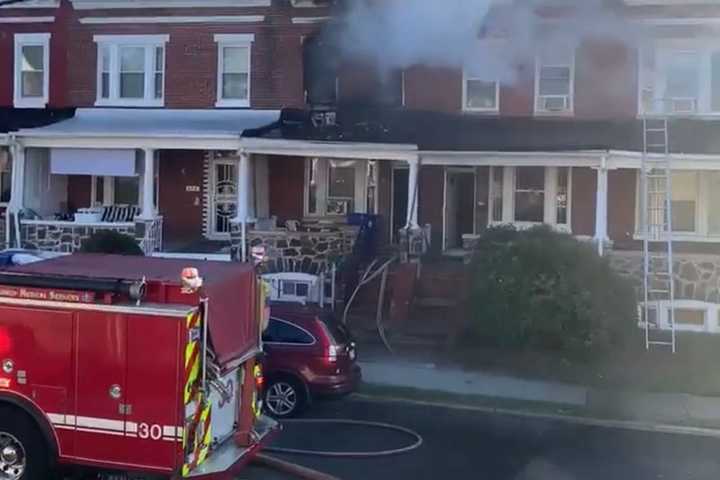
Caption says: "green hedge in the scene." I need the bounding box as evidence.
[466,226,636,352]
[80,230,144,256]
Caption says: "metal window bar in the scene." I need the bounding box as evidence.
[641,116,676,353]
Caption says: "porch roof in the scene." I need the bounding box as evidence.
[244,107,720,156]
[17,108,280,150]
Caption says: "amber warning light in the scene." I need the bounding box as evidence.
[180,268,203,294]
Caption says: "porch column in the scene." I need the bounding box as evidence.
[405,156,420,229]
[234,150,251,262]
[235,151,251,222]
[9,143,25,213]
[594,162,609,256]
[8,141,25,248]
[140,148,155,219]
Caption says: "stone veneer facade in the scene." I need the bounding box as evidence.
[230,223,359,274]
[20,218,163,255]
[609,250,720,303]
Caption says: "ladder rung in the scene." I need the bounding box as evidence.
[646,128,668,133]
[648,341,674,346]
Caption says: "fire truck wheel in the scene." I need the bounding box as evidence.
[264,376,307,418]
[0,407,52,480]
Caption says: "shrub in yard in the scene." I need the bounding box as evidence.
[80,230,144,256]
[465,225,636,352]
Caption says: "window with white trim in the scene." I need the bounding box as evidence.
[640,41,720,115]
[637,170,720,239]
[90,153,158,209]
[489,166,572,229]
[535,48,575,115]
[463,73,499,112]
[304,158,377,217]
[14,33,50,109]
[215,34,253,107]
[641,300,720,334]
[94,35,168,107]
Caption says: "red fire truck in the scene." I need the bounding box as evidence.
[0,254,277,479]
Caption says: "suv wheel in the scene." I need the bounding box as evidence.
[0,407,52,480]
[264,377,307,418]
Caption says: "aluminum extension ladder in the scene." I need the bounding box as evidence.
[641,117,676,353]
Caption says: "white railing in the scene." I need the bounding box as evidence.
[139,216,163,255]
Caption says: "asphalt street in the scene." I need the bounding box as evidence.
[241,395,720,480]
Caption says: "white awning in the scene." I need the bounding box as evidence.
[17,108,280,150]
[50,148,137,176]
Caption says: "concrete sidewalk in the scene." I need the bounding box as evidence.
[358,348,720,427]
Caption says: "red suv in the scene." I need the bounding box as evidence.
[261,303,361,417]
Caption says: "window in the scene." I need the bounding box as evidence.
[514,167,545,223]
[327,160,356,215]
[262,318,315,345]
[641,42,720,115]
[215,34,254,107]
[637,170,720,239]
[489,166,571,228]
[92,176,140,207]
[304,158,376,216]
[94,35,168,107]
[14,33,50,108]
[535,48,575,114]
[671,171,697,232]
[641,300,719,334]
[0,149,10,204]
[464,68,499,112]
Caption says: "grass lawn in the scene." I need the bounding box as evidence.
[449,332,720,397]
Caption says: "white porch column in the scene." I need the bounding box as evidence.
[8,141,26,248]
[405,156,420,229]
[594,163,609,256]
[235,151,251,223]
[140,148,155,219]
[9,142,25,213]
[234,150,251,262]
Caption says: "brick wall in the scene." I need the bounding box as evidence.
[418,165,444,253]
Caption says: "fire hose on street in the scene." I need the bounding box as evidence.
[254,418,424,480]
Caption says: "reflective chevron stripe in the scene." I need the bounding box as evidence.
[46,414,183,442]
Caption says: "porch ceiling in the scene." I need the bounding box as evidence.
[17,108,280,150]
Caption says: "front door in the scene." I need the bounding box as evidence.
[74,311,128,464]
[210,159,238,238]
[444,169,476,250]
[391,167,409,244]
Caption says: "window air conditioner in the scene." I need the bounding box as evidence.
[539,95,570,112]
[669,98,697,114]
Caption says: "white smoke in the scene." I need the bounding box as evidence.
[336,0,645,85]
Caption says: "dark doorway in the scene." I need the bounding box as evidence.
[444,170,476,250]
[392,168,409,243]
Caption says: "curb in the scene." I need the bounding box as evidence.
[354,393,720,439]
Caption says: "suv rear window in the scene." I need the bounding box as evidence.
[263,318,315,345]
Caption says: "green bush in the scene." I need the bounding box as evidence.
[465,225,636,352]
[80,230,144,256]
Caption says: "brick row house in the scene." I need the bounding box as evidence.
[3,0,720,335]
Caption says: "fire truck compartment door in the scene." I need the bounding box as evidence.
[74,311,128,465]
[208,368,240,444]
[123,314,182,471]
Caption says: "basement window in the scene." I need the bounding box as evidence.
[14,33,50,109]
[94,35,168,107]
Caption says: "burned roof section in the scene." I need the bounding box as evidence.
[244,107,720,155]
[0,108,75,134]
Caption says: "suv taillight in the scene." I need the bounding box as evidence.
[326,344,339,363]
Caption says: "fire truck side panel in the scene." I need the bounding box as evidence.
[72,311,128,466]
[0,306,74,456]
[124,313,183,473]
